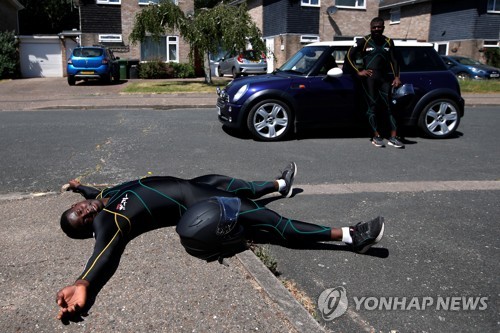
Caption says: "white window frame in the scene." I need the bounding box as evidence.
[96,0,121,4]
[139,0,178,5]
[301,0,320,8]
[483,40,499,48]
[335,0,365,10]
[141,35,179,63]
[99,34,123,43]
[300,35,320,43]
[390,8,401,24]
[487,0,500,13]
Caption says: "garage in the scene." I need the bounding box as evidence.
[18,36,63,78]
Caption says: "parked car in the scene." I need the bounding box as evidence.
[441,55,500,80]
[67,46,120,85]
[216,41,465,141]
[218,50,267,78]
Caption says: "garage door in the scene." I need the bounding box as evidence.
[19,36,63,78]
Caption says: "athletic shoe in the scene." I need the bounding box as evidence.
[348,216,385,254]
[372,136,385,147]
[278,162,297,198]
[387,136,405,148]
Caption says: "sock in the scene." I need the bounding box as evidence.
[342,227,352,243]
[276,179,286,191]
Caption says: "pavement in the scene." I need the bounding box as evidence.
[0,77,498,333]
[0,78,327,333]
[0,77,499,111]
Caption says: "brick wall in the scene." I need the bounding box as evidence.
[381,2,432,42]
[319,3,379,41]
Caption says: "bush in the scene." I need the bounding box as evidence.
[484,48,500,68]
[0,31,19,79]
[137,60,196,79]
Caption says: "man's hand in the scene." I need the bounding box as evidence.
[358,69,373,77]
[61,179,81,192]
[392,77,402,87]
[56,280,89,322]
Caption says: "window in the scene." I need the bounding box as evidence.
[483,40,499,47]
[300,35,320,43]
[397,47,446,72]
[301,0,320,7]
[390,8,401,24]
[139,0,178,5]
[335,0,365,9]
[96,0,121,4]
[487,0,500,13]
[141,36,179,62]
[99,34,123,43]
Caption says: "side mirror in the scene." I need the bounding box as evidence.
[327,67,343,78]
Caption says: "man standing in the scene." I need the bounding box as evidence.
[347,17,404,148]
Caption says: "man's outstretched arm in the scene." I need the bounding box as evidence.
[63,179,102,199]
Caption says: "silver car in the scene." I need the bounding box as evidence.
[218,50,267,78]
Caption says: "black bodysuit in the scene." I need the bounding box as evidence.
[73,175,332,291]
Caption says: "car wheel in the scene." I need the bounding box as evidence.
[456,72,470,80]
[247,99,293,141]
[67,75,75,86]
[418,98,460,139]
[232,67,240,78]
[218,66,224,77]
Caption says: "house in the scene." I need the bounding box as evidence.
[18,0,194,78]
[78,0,193,65]
[379,0,500,62]
[236,0,379,71]
[0,0,24,34]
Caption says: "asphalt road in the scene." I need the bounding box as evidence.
[0,106,498,332]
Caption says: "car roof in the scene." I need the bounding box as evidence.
[307,40,434,47]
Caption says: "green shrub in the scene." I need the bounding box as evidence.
[0,31,19,79]
[169,62,196,78]
[483,48,499,68]
[137,60,196,79]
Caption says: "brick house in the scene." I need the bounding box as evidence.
[77,0,193,64]
[235,0,380,71]
[379,0,500,62]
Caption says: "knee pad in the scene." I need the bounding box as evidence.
[176,197,246,262]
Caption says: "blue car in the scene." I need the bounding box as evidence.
[217,41,465,141]
[441,55,500,80]
[67,46,120,85]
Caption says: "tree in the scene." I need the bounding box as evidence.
[130,1,265,84]
[19,0,79,35]
[0,31,19,78]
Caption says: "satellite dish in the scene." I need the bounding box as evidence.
[326,6,337,15]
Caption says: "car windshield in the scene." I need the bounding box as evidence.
[277,46,328,75]
[73,48,104,58]
[456,57,482,66]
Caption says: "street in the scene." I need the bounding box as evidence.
[0,106,498,332]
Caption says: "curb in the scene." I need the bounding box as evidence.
[236,250,328,333]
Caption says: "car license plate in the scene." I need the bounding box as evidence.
[81,71,94,74]
[490,73,499,78]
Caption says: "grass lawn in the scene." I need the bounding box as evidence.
[122,79,228,94]
[121,77,500,94]
[459,79,500,93]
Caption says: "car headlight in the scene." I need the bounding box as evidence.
[232,84,249,103]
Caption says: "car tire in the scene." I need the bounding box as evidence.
[418,98,460,139]
[456,72,470,80]
[232,67,240,78]
[67,75,75,86]
[218,66,224,77]
[247,99,293,141]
